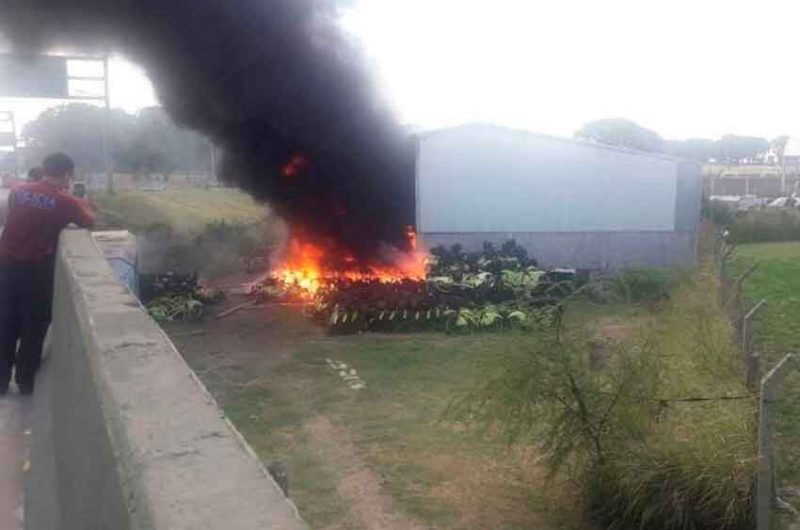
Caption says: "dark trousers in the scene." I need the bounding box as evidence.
[0,257,55,390]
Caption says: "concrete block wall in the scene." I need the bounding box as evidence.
[26,230,306,530]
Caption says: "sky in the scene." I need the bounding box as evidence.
[342,0,800,140]
[2,0,800,141]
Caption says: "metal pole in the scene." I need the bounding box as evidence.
[102,55,114,194]
[743,299,767,391]
[0,112,16,178]
[210,141,217,182]
[757,354,796,530]
[9,111,17,178]
[781,162,786,196]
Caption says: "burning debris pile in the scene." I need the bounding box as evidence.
[252,239,578,334]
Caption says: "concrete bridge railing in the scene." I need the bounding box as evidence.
[25,229,306,530]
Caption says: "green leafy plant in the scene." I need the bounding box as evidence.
[255,240,577,335]
[147,295,204,322]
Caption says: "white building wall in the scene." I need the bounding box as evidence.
[416,124,679,234]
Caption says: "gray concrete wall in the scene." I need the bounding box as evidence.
[26,230,306,530]
[421,231,697,271]
[674,160,703,233]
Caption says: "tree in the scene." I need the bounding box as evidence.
[665,138,719,162]
[0,151,16,173]
[133,107,212,174]
[21,103,212,175]
[22,103,136,174]
[771,135,789,164]
[666,135,774,163]
[771,135,789,152]
[716,135,769,162]
[575,119,666,153]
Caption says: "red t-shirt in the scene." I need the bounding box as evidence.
[0,181,95,264]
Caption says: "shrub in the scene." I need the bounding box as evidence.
[614,267,674,304]
[450,260,756,529]
[587,449,753,530]
[703,200,737,227]
[448,336,660,472]
[197,220,271,277]
[139,220,272,279]
[727,209,800,243]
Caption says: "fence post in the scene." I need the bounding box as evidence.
[725,264,757,310]
[757,354,796,530]
[743,299,767,391]
[718,241,736,307]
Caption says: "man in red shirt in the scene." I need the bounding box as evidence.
[0,153,94,395]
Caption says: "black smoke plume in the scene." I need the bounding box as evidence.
[0,0,416,265]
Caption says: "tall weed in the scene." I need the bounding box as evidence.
[451,259,756,529]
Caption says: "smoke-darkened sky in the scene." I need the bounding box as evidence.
[6,0,800,142]
[0,0,416,263]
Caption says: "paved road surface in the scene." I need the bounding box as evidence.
[0,396,30,530]
[0,188,28,529]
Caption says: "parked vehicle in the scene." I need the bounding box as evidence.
[767,196,800,209]
[710,195,765,212]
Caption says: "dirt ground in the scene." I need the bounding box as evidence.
[164,293,561,530]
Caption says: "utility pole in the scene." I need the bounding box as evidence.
[102,54,114,194]
[9,112,17,178]
[210,140,217,183]
[0,111,17,178]
[781,151,786,196]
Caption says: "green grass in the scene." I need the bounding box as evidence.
[93,189,267,234]
[178,305,637,529]
[195,328,557,530]
[731,242,800,492]
[731,242,800,352]
[175,273,759,530]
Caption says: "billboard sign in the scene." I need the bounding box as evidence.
[0,54,68,98]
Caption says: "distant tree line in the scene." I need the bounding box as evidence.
[576,118,786,163]
[21,103,213,175]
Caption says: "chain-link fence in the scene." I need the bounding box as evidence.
[713,223,799,529]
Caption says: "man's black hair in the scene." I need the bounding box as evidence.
[72,182,87,199]
[27,167,43,182]
[42,153,75,177]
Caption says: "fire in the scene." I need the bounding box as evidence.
[273,230,426,297]
[405,225,418,251]
[281,154,308,178]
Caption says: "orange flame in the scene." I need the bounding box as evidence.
[281,154,308,178]
[274,229,426,297]
[405,225,418,251]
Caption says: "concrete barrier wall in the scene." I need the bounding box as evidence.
[26,230,306,530]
